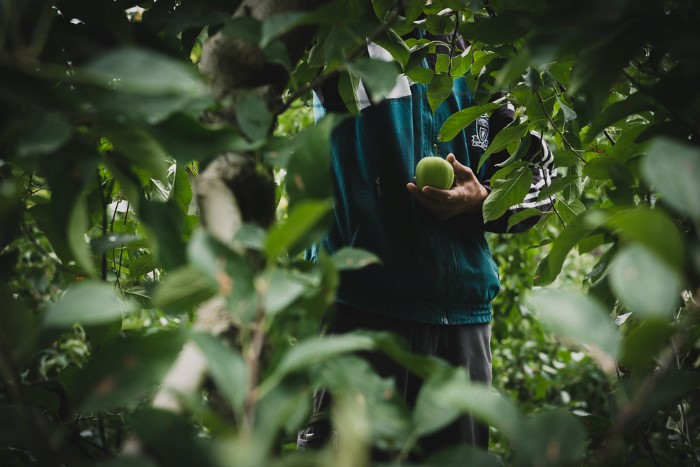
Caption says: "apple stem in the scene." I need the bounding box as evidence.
[433,143,438,157]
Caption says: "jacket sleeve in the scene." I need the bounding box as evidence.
[479,104,557,234]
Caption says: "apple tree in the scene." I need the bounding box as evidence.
[1,0,699,466]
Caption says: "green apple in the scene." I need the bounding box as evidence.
[415,156,455,190]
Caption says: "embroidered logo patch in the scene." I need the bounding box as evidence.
[472,116,489,150]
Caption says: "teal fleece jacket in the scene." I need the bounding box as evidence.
[312,44,556,325]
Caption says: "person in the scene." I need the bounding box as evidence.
[297,24,556,459]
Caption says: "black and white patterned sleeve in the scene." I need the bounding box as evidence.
[483,133,557,233]
[478,104,558,233]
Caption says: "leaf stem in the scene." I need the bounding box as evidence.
[535,90,586,164]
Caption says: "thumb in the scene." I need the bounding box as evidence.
[449,156,476,180]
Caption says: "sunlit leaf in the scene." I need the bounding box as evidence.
[44,281,131,328]
[526,289,621,362]
[261,267,309,315]
[80,48,203,96]
[609,244,683,318]
[152,266,217,315]
[347,58,402,103]
[264,199,333,259]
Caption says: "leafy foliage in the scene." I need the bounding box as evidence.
[1,0,700,466]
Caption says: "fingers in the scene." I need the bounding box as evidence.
[407,183,456,219]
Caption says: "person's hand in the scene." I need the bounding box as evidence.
[407,154,489,220]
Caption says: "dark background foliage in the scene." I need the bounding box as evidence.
[1,0,699,465]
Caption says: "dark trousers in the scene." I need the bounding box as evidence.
[297,303,492,457]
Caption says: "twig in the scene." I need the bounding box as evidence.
[535,90,586,163]
[447,11,460,76]
[243,306,267,432]
[603,130,616,146]
[97,171,108,281]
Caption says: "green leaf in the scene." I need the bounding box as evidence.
[260,333,377,396]
[534,210,609,286]
[513,409,586,466]
[338,71,361,116]
[80,48,203,96]
[104,127,169,183]
[187,229,257,318]
[285,115,342,205]
[641,137,700,220]
[347,58,401,103]
[458,12,531,45]
[191,332,248,416]
[482,164,533,222]
[413,367,523,440]
[261,267,309,315]
[507,208,543,232]
[125,409,212,467]
[264,198,333,259]
[526,289,621,361]
[139,199,187,270]
[621,319,674,374]
[405,65,434,85]
[171,165,193,215]
[1,285,39,365]
[68,194,97,277]
[372,29,411,68]
[235,91,272,143]
[311,356,411,451]
[553,149,581,168]
[16,111,72,158]
[555,199,586,224]
[260,9,331,47]
[605,208,685,270]
[331,247,381,270]
[152,266,217,315]
[609,244,682,318]
[585,93,655,142]
[70,331,186,410]
[438,102,500,143]
[496,132,533,168]
[536,174,581,201]
[233,223,267,251]
[478,123,529,171]
[427,74,454,113]
[128,253,157,278]
[219,16,261,44]
[149,113,258,165]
